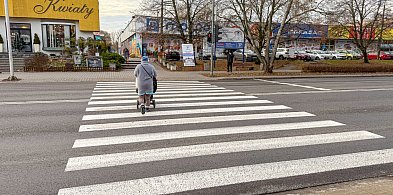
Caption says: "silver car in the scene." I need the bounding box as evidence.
[233,49,257,62]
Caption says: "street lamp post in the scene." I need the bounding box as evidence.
[210,0,215,76]
[3,0,17,80]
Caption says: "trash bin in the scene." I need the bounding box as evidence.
[204,62,210,71]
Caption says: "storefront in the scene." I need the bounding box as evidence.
[0,0,100,54]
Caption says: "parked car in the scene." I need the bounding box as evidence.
[306,50,324,61]
[336,50,355,60]
[233,49,257,62]
[348,50,362,60]
[326,51,347,60]
[367,51,391,60]
[165,51,181,61]
[295,50,312,61]
[276,48,289,60]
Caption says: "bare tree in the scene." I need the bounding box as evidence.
[329,0,386,63]
[219,0,322,73]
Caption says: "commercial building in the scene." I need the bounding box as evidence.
[0,0,100,55]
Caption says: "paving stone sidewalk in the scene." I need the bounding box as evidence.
[277,176,393,195]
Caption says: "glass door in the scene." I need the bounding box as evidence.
[10,23,32,52]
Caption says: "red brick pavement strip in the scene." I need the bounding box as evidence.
[275,176,393,195]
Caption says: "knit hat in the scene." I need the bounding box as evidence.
[142,56,149,62]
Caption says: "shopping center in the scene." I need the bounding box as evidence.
[0,0,100,54]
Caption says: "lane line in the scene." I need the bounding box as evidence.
[89,92,244,100]
[0,99,89,105]
[73,120,344,148]
[85,100,273,112]
[95,84,213,88]
[249,87,393,96]
[66,131,378,171]
[91,89,235,96]
[88,96,258,105]
[82,105,291,120]
[59,147,393,195]
[78,112,316,132]
[256,79,332,91]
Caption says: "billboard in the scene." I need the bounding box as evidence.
[216,28,244,49]
[274,24,328,39]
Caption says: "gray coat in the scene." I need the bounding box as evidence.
[134,62,157,95]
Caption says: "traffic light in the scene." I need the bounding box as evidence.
[207,32,212,43]
[215,25,223,43]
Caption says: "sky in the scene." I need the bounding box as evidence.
[99,0,142,33]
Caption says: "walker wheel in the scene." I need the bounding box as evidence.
[137,100,140,109]
[152,100,156,108]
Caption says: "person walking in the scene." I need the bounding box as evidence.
[134,56,157,114]
[123,48,130,61]
[227,50,234,72]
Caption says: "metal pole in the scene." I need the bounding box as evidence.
[4,0,14,78]
[210,0,215,76]
[160,0,164,53]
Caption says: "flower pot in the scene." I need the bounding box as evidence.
[0,43,3,52]
[34,44,40,52]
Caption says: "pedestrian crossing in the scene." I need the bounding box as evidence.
[58,81,387,194]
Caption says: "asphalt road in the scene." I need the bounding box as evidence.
[1,77,393,195]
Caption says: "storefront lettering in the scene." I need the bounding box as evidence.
[34,0,94,19]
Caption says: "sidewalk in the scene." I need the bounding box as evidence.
[277,176,393,195]
[2,63,393,83]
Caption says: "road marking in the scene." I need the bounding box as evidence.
[85,100,273,112]
[73,120,344,148]
[93,85,219,91]
[82,105,291,120]
[91,87,227,93]
[88,96,258,105]
[59,147,393,195]
[66,131,377,171]
[91,89,235,96]
[0,99,89,105]
[78,112,315,132]
[95,83,213,88]
[256,79,332,91]
[89,92,244,100]
[249,88,393,96]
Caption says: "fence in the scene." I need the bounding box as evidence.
[24,66,117,72]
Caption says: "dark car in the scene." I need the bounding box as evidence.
[165,51,181,61]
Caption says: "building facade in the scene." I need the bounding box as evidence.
[0,0,100,55]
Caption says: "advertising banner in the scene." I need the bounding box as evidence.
[182,44,195,67]
[216,28,244,49]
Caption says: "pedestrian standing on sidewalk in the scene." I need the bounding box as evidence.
[134,56,157,114]
[227,50,234,72]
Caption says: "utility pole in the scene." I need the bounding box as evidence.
[160,0,164,53]
[4,0,17,80]
[210,0,215,76]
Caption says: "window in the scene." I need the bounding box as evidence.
[42,24,76,50]
[10,23,32,52]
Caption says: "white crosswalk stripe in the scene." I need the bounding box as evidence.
[85,100,273,112]
[89,92,244,100]
[82,105,291,120]
[59,81,387,195]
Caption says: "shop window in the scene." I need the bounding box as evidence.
[42,24,76,50]
[10,23,32,52]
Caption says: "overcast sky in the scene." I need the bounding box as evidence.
[100,0,142,33]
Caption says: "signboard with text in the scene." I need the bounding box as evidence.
[182,44,195,67]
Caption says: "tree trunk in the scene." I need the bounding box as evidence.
[362,50,369,63]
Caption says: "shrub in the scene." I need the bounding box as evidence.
[102,52,125,69]
[33,34,40,45]
[0,34,3,44]
[25,53,49,70]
